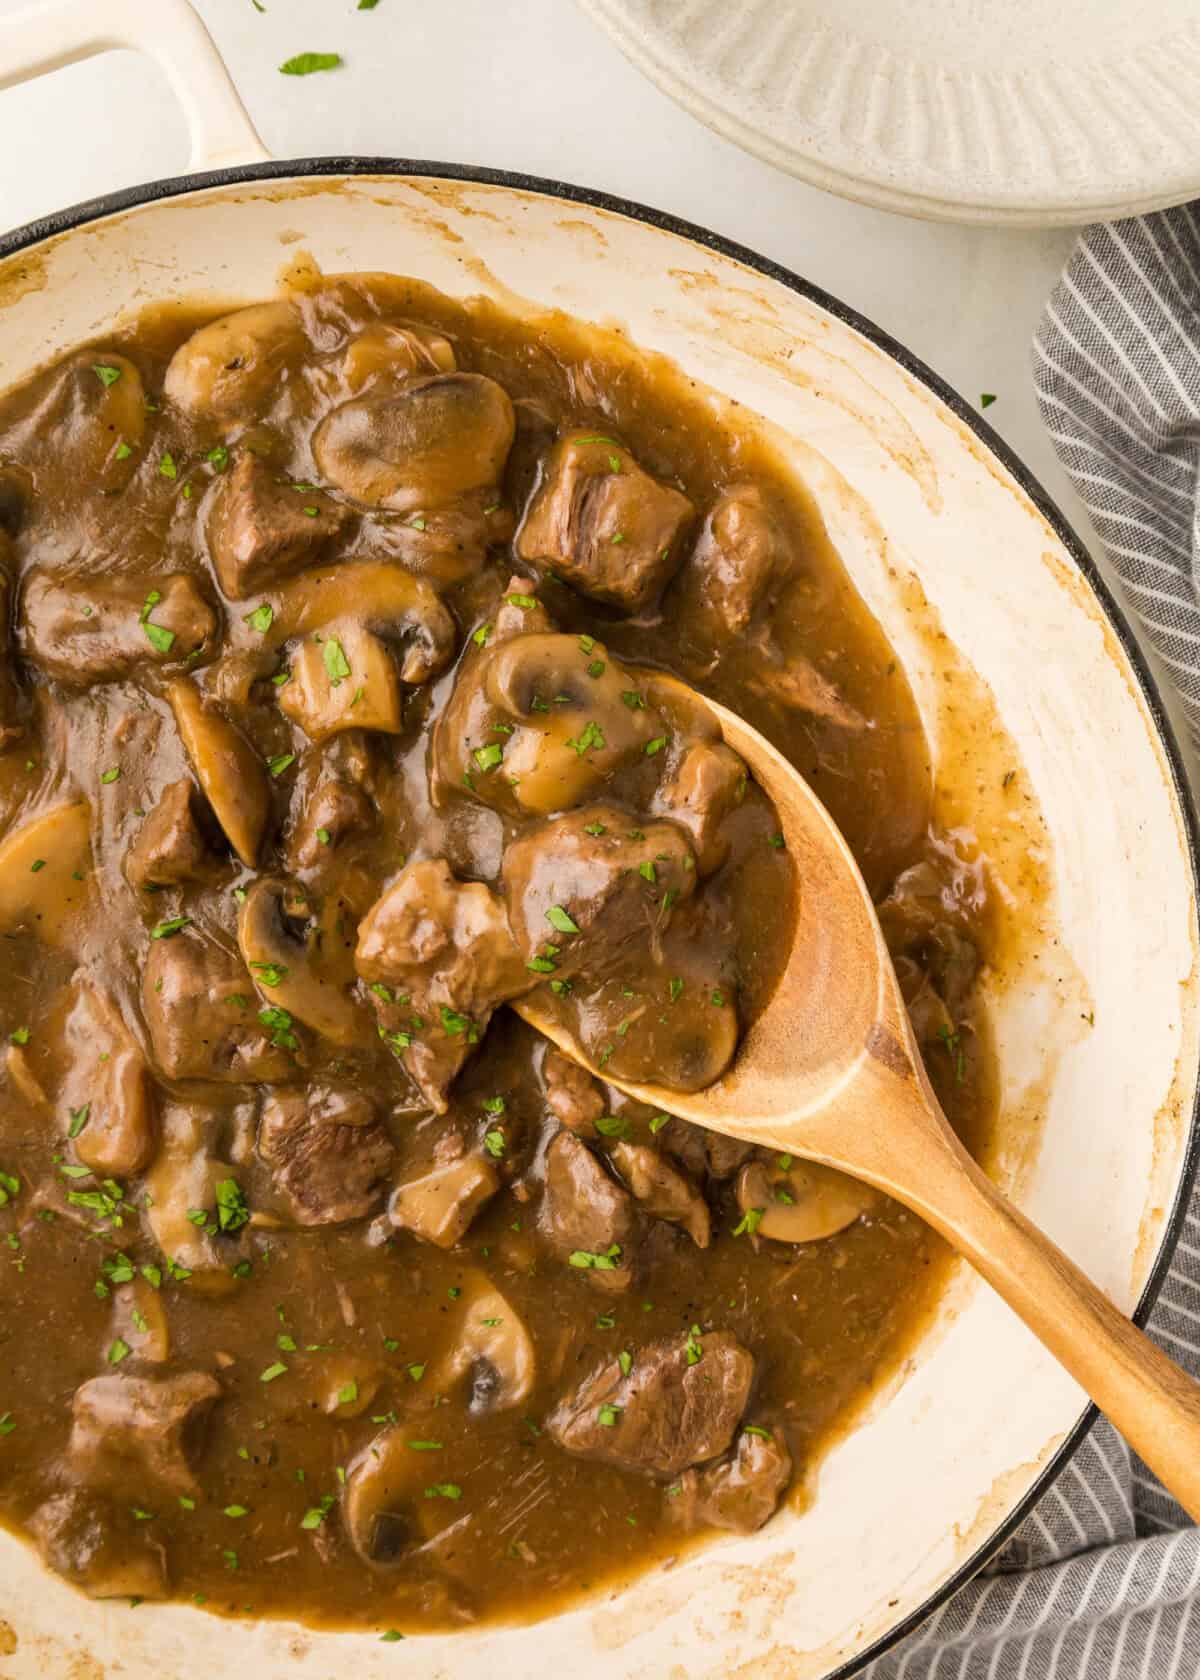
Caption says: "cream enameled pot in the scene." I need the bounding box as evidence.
[1,2,1198,1676]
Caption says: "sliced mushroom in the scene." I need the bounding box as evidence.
[0,799,92,949]
[61,978,157,1179]
[240,559,456,686]
[313,372,515,512]
[278,619,403,741]
[163,300,304,421]
[343,1427,427,1567]
[434,631,660,816]
[168,678,269,867]
[143,1105,241,1297]
[388,1154,500,1249]
[237,878,368,1048]
[0,543,24,750]
[430,1272,535,1414]
[735,1156,879,1244]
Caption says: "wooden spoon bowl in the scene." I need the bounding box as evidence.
[516,679,1200,1518]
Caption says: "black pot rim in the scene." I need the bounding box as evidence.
[3,155,1198,1676]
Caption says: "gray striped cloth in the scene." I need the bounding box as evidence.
[868,207,1200,1678]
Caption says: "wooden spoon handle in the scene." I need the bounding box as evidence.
[885,1108,1200,1520]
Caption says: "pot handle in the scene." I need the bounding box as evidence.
[0,0,269,173]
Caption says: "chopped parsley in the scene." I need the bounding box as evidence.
[648,1113,670,1135]
[107,1338,132,1365]
[566,720,606,756]
[100,767,121,784]
[207,444,229,470]
[483,1129,506,1159]
[259,1006,298,1052]
[597,1403,621,1428]
[583,821,607,837]
[504,593,537,610]
[406,1439,443,1451]
[323,638,351,686]
[472,622,492,647]
[644,736,668,757]
[595,1114,630,1139]
[733,1207,764,1237]
[337,1380,359,1405]
[260,1362,288,1383]
[743,1424,773,1440]
[250,961,288,987]
[473,743,504,772]
[215,1177,250,1233]
[684,1324,703,1366]
[67,1104,90,1139]
[617,1350,633,1378]
[424,1483,462,1500]
[980,393,997,409]
[621,691,646,710]
[9,1027,28,1046]
[158,453,178,481]
[244,604,274,634]
[93,364,122,388]
[568,1244,622,1271]
[267,752,296,777]
[279,51,343,75]
[638,861,656,884]
[150,916,192,940]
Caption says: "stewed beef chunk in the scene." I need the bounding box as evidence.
[356,859,529,1111]
[503,803,695,977]
[69,1370,221,1497]
[542,1048,605,1138]
[678,483,795,641]
[125,778,215,890]
[22,570,216,685]
[670,1425,792,1534]
[142,929,295,1084]
[207,452,350,600]
[538,1129,639,1291]
[610,1140,711,1248]
[547,1331,753,1476]
[258,1084,395,1225]
[653,740,747,877]
[517,432,693,611]
[29,1490,169,1601]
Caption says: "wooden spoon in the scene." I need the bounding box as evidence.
[516,683,1200,1520]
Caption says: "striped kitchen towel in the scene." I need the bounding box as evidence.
[867,207,1200,1678]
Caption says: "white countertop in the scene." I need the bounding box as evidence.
[0,0,1189,757]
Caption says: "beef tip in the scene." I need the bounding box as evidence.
[142,929,295,1083]
[503,803,696,979]
[877,858,979,1021]
[538,1129,639,1291]
[546,1330,753,1476]
[670,1425,792,1534]
[289,770,373,871]
[286,734,375,872]
[542,1048,604,1138]
[313,372,515,513]
[654,1115,754,1181]
[29,1490,168,1601]
[355,859,529,1112]
[69,1369,221,1497]
[492,574,555,640]
[517,432,693,612]
[704,1131,756,1179]
[21,570,217,685]
[610,1140,710,1248]
[389,1153,500,1248]
[207,452,350,600]
[679,484,795,642]
[371,491,515,589]
[60,977,157,1178]
[745,631,867,732]
[653,740,746,876]
[258,1083,395,1225]
[125,778,215,890]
